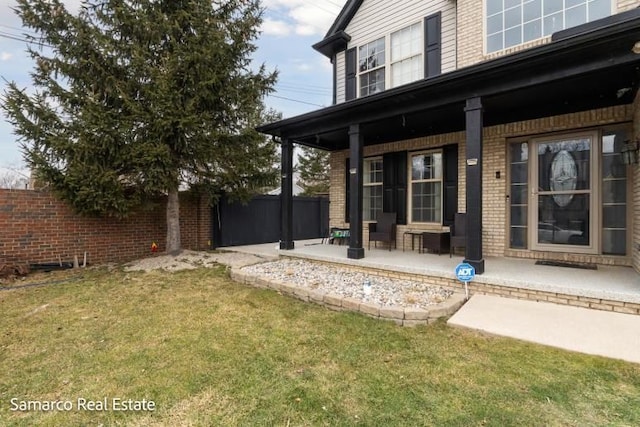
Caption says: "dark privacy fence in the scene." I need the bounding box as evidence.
[211,195,329,247]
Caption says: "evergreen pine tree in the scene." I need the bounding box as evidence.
[2,0,278,253]
[297,146,330,196]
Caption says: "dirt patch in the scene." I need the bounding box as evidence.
[0,261,30,285]
[124,250,273,272]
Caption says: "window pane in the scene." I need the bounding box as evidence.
[487,0,503,16]
[602,229,626,255]
[359,38,385,72]
[505,6,522,29]
[505,0,520,8]
[392,56,422,87]
[543,1,562,15]
[602,129,628,177]
[602,180,626,204]
[412,153,442,180]
[511,142,529,162]
[566,5,586,28]
[566,0,584,7]
[511,162,527,183]
[511,184,528,204]
[523,19,542,42]
[487,33,503,52]
[537,139,590,192]
[392,23,422,63]
[363,185,383,221]
[412,182,441,223]
[510,206,528,226]
[360,69,385,96]
[487,12,504,34]
[538,194,589,246]
[543,12,563,36]
[589,0,610,21]
[510,226,528,249]
[364,158,383,184]
[523,0,542,22]
[602,155,625,179]
[603,205,626,229]
[505,26,522,48]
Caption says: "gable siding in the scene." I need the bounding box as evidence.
[458,0,637,69]
[336,51,346,104]
[334,0,456,104]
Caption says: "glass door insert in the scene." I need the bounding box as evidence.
[532,133,596,252]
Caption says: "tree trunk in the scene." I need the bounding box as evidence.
[166,188,181,255]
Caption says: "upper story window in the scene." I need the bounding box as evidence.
[391,23,423,87]
[346,16,440,101]
[358,38,386,96]
[486,0,612,54]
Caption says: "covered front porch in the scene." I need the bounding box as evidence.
[229,240,640,311]
[259,10,640,276]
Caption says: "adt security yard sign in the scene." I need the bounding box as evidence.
[455,263,475,300]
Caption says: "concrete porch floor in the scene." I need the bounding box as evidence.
[226,239,640,305]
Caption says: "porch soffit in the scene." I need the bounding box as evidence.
[258,11,640,151]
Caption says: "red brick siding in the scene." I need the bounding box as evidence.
[0,189,211,265]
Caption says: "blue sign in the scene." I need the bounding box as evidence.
[455,263,475,282]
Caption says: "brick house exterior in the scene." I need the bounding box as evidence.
[259,0,640,275]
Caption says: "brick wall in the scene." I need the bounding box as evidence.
[329,105,634,265]
[457,0,640,70]
[0,190,211,266]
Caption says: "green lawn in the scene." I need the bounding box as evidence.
[1,265,639,426]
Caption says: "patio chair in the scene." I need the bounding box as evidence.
[368,212,397,251]
[450,212,467,257]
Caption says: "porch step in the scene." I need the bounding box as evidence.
[448,294,640,364]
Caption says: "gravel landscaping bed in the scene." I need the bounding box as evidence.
[241,258,454,309]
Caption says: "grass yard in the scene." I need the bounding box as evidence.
[1,264,639,426]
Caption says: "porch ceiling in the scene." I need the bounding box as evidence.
[258,10,640,151]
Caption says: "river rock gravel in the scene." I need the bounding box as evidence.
[242,258,454,308]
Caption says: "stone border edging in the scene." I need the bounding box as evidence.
[230,269,467,327]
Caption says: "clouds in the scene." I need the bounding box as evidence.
[261,17,292,37]
[1,51,12,61]
[261,0,346,37]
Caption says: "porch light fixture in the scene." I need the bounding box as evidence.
[621,139,639,165]
[632,41,640,54]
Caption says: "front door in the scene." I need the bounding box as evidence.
[531,132,597,253]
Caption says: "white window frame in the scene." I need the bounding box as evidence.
[358,37,386,97]
[357,21,425,98]
[484,0,613,55]
[390,22,423,88]
[409,150,443,224]
[363,157,383,221]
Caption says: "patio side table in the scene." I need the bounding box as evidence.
[403,230,424,253]
[422,230,450,255]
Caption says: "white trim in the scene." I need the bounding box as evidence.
[363,156,383,221]
[357,20,425,98]
[408,149,443,225]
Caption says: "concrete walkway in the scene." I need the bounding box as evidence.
[448,294,640,364]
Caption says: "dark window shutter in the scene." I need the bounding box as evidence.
[443,144,458,226]
[345,157,350,222]
[382,151,407,225]
[345,47,357,101]
[395,152,407,225]
[424,13,441,78]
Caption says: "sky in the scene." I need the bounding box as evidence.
[0,0,347,169]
